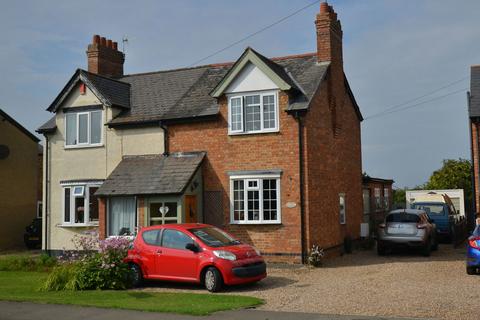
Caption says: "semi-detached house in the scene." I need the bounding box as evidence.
[37,3,363,263]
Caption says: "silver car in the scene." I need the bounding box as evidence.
[377,209,437,256]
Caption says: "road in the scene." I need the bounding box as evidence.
[0,301,428,320]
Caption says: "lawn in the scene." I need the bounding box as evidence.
[0,271,263,315]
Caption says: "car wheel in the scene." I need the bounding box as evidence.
[204,267,223,292]
[130,264,143,287]
[422,240,431,257]
[377,242,387,256]
[466,266,477,275]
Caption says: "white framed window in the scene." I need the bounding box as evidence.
[230,175,281,224]
[62,184,101,226]
[339,193,346,224]
[108,197,137,236]
[65,110,103,148]
[228,91,279,135]
[374,187,382,211]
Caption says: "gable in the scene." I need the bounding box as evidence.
[211,48,294,98]
[60,83,102,109]
[225,62,279,94]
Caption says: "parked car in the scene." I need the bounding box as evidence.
[377,209,437,256]
[24,218,42,249]
[411,194,465,242]
[466,225,480,275]
[125,223,266,292]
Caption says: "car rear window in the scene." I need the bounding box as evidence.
[386,213,420,223]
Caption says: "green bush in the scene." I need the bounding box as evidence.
[0,253,56,272]
[41,235,133,291]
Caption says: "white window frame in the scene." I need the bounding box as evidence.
[227,90,279,135]
[229,174,281,224]
[339,193,346,225]
[64,110,103,149]
[61,183,102,227]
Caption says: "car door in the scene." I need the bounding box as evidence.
[138,229,162,278]
[157,229,199,281]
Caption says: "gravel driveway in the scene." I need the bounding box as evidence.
[142,244,479,320]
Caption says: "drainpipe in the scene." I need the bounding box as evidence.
[159,121,169,156]
[44,135,49,255]
[294,111,307,264]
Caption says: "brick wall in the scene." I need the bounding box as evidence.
[471,120,480,213]
[303,73,363,254]
[168,92,303,262]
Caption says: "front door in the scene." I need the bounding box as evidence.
[185,195,197,223]
[156,228,199,281]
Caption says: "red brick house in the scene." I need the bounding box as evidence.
[38,2,363,263]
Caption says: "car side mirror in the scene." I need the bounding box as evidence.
[185,243,199,253]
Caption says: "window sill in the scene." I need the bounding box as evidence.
[58,223,99,228]
[64,144,104,150]
[228,129,279,136]
[230,221,282,225]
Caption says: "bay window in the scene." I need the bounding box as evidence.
[228,91,278,134]
[65,110,103,147]
[62,184,101,226]
[108,197,136,236]
[230,175,281,224]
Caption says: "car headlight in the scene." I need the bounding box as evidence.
[213,250,237,261]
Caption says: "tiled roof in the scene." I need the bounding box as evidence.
[469,66,480,118]
[36,116,56,134]
[95,152,205,196]
[82,70,130,109]
[108,51,330,126]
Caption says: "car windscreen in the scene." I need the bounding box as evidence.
[386,213,420,223]
[189,227,240,247]
[411,203,445,216]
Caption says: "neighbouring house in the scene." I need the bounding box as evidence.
[468,64,480,227]
[362,176,394,236]
[37,2,363,262]
[0,108,41,249]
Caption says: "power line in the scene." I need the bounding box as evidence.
[364,87,468,120]
[364,76,468,119]
[187,0,321,67]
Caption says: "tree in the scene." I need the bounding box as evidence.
[392,188,406,209]
[424,158,472,207]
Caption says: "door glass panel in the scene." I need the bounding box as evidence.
[150,201,178,225]
[164,202,177,218]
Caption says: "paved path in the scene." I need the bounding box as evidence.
[0,301,430,320]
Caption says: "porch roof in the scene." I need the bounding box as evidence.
[95,152,205,196]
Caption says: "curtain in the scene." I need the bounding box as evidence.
[108,197,136,236]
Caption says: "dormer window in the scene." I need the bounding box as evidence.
[228,91,279,135]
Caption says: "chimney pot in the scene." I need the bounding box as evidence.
[100,37,106,46]
[93,35,100,44]
[320,2,329,13]
[113,42,118,50]
[107,39,113,48]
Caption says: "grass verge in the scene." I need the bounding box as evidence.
[0,253,56,272]
[0,271,263,316]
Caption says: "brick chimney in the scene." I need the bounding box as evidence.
[315,2,343,69]
[86,35,124,78]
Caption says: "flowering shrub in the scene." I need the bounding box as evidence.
[307,244,325,267]
[42,231,133,291]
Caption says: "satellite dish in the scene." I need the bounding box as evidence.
[0,145,9,159]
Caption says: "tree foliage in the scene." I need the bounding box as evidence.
[424,158,472,204]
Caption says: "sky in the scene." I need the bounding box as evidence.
[1,0,479,188]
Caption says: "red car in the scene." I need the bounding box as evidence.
[125,223,267,292]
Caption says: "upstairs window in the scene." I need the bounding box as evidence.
[65,110,102,147]
[228,91,278,134]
